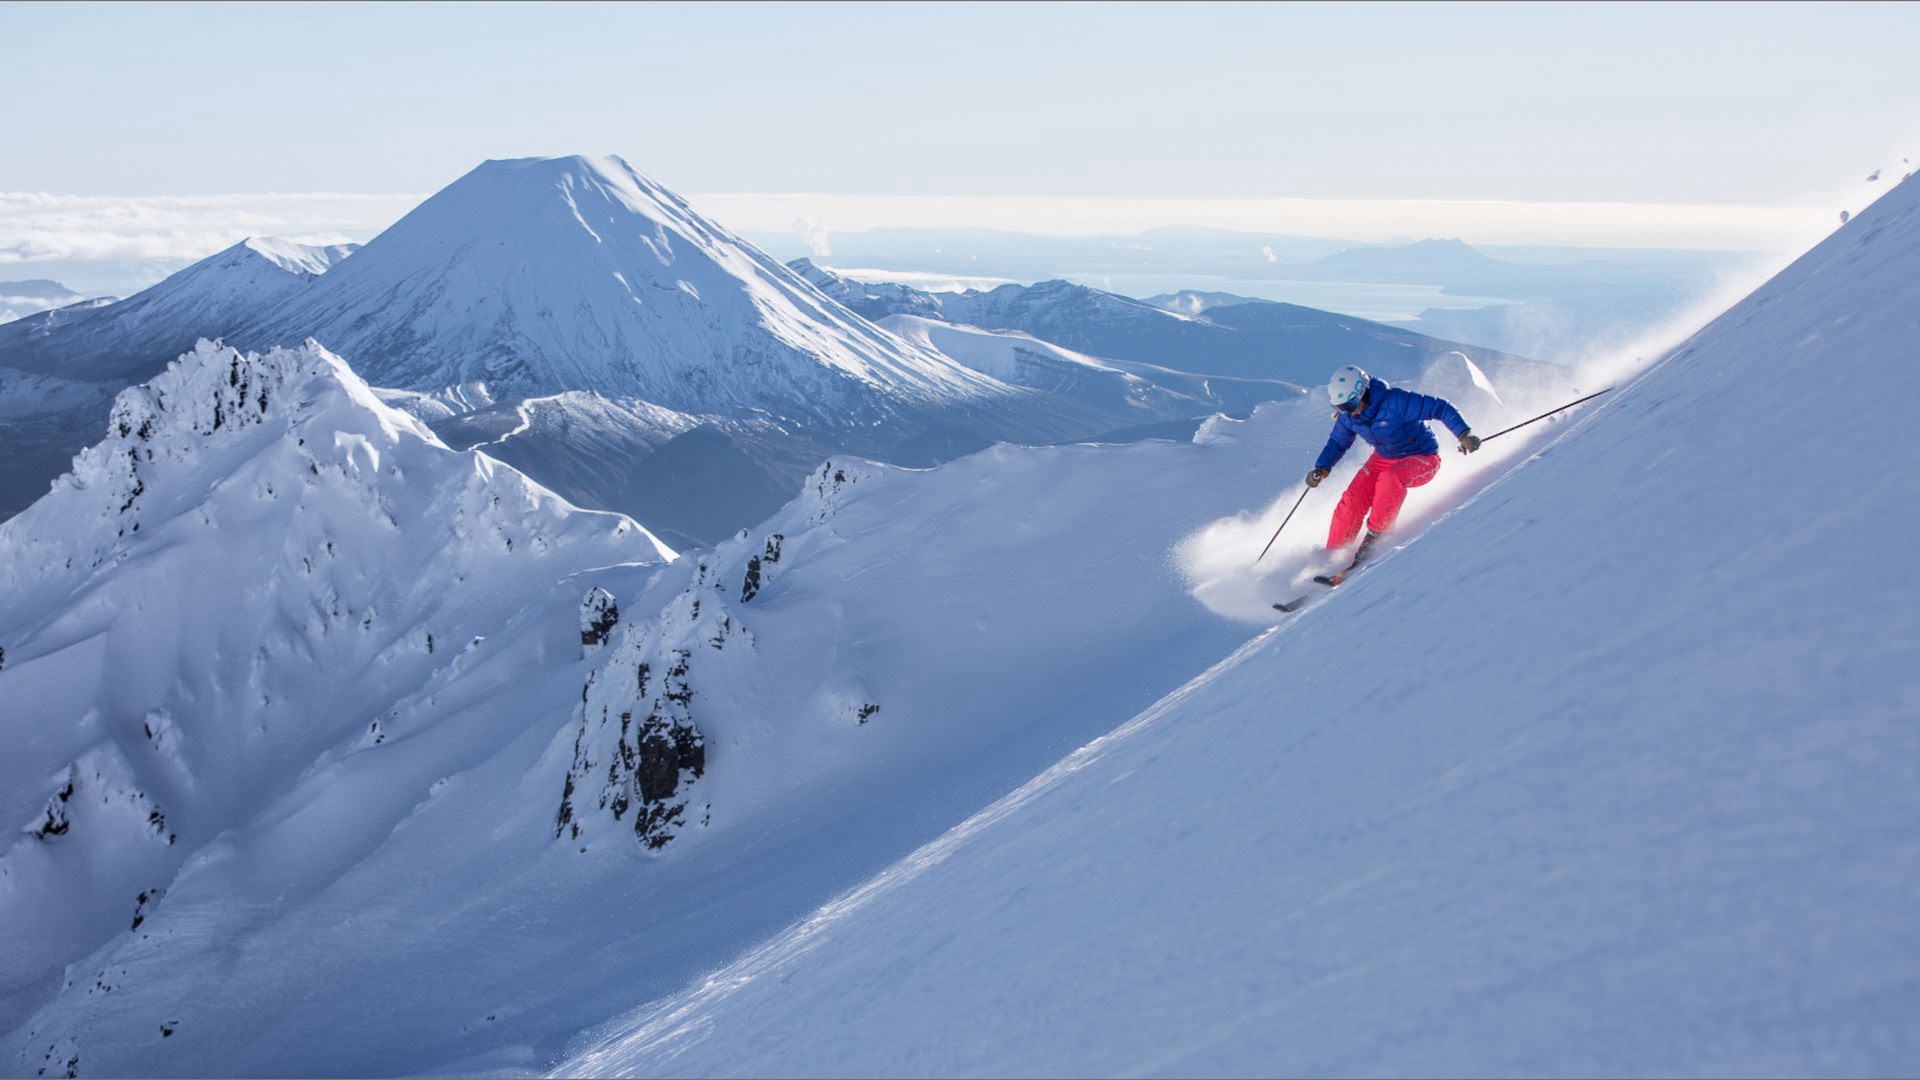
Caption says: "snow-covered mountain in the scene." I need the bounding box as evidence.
[560,180,1920,1074]
[793,260,1546,383]
[0,238,353,383]
[789,256,946,320]
[0,240,355,522]
[241,156,1000,420]
[877,314,1206,417]
[0,338,677,1075]
[1143,288,1266,315]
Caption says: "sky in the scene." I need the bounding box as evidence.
[3,0,1919,270]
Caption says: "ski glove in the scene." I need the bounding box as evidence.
[1457,432,1482,454]
[1306,467,1330,487]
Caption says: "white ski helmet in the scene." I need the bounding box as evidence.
[1327,364,1371,409]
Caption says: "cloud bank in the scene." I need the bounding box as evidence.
[0,192,422,265]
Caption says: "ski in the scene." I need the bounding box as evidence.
[1272,596,1310,613]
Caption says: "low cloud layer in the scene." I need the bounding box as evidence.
[0,191,421,265]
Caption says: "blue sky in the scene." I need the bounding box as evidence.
[3,1,1918,258]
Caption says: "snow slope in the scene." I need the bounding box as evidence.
[560,183,1920,1074]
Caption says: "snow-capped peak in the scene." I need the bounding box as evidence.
[243,154,1007,418]
[0,238,354,385]
[237,236,358,276]
[1,337,670,593]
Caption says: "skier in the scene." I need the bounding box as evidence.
[1305,365,1480,582]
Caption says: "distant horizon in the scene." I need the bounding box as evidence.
[2,170,1882,297]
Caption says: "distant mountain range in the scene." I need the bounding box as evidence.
[760,225,1774,360]
[792,259,1543,387]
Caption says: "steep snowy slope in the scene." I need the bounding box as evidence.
[243,155,999,420]
[562,182,1920,1074]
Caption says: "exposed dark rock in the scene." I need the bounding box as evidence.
[857,703,880,725]
[32,773,75,840]
[560,647,707,850]
[579,587,619,651]
[740,556,762,603]
[130,887,166,931]
[739,533,783,603]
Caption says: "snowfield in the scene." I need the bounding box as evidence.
[559,178,1920,1075]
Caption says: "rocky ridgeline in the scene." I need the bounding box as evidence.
[798,458,868,527]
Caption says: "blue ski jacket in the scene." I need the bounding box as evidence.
[1315,380,1471,471]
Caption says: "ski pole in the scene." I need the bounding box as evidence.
[1482,387,1615,443]
[1255,486,1312,563]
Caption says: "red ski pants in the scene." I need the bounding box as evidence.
[1327,453,1440,549]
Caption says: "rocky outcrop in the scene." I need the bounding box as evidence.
[557,559,749,851]
[580,587,619,652]
[30,769,75,840]
[800,459,869,527]
[24,756,174,847]
[739,533,783,603]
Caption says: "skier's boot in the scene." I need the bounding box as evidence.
[1350,528,1385,570]
[1315,530,1385,587]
